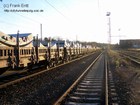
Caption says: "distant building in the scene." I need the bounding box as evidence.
[120,39,140,48]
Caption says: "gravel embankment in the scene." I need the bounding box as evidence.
[0,51,101,105]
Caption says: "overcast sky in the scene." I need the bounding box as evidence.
[0,0,140,44]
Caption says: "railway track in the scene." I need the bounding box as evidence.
[118,51,140,64]
[54,52,119,105]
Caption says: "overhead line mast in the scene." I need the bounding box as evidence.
[106,12,111,47]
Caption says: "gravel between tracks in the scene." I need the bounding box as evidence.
[0,52,100,105]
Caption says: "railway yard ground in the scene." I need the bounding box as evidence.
[108,49,140,104]
[1,49,140,105]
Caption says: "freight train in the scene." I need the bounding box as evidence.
[0,31,97,74]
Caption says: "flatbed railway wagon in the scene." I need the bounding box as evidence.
[0,31,34,74]
[0,31,98,75]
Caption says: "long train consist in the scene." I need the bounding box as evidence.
[0,31,98,74]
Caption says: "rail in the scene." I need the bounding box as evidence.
[105,53,108,105]
[119,51,140,65]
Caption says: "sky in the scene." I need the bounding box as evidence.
[0,0,140,44]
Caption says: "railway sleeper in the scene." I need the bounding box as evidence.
[71,92,101,97]
[79,83,102,86]
[66,96,101,103]
[64,102,100,105]
[77,85,102,89]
